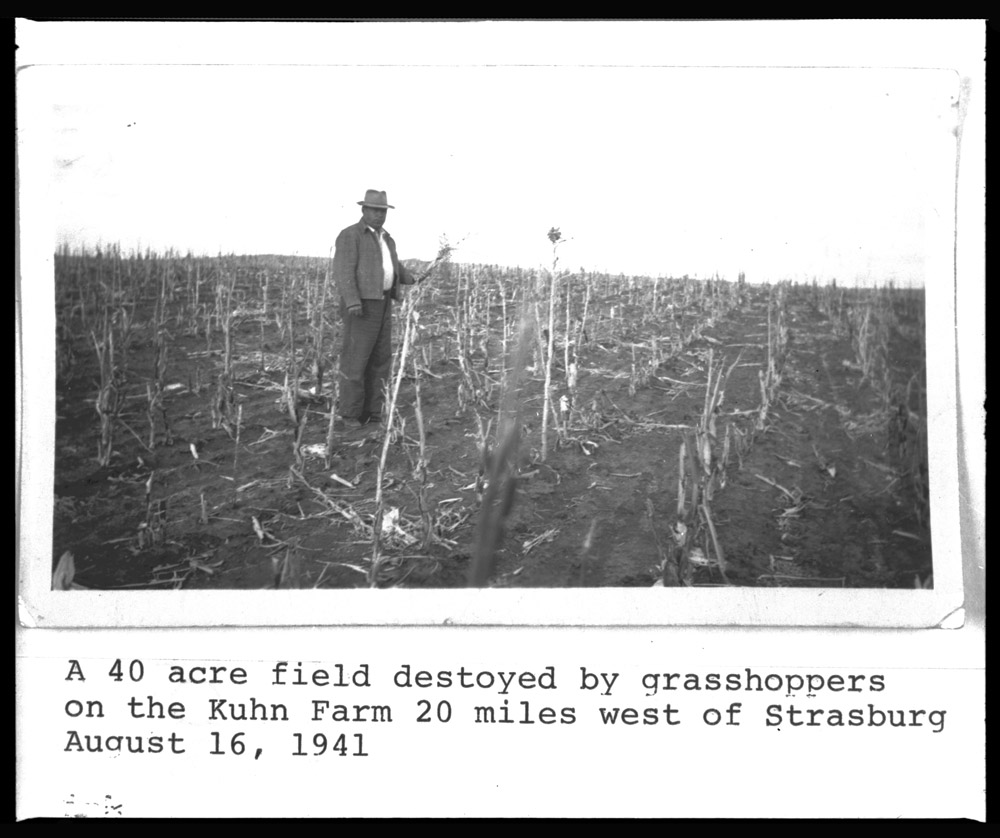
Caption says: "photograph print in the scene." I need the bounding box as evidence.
[19,27,962,610]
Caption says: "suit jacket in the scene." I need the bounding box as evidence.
[333,219,415,307]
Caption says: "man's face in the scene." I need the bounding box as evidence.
[362,205,388,230]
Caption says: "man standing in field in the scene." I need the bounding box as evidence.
[333,189,417,429]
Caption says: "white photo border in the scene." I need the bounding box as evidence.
[15,20,980,629]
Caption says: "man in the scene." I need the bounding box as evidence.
[333,189,417,429]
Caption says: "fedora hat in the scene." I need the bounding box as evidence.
[357,189,395,209]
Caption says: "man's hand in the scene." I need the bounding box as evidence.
[347,303,363,317]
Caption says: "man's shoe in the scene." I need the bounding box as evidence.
[337,416,364,431]
[365,413,383,425]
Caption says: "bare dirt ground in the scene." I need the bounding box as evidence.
[50,260,930,590]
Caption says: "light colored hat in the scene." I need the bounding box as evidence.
[357,189,395,209]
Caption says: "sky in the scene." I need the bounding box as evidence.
[17,20,970,285]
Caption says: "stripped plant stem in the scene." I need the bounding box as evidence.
[369,291,421,585]
[468,308,532,586]
[323,355,341,471]
[312,247,333,395]
[700,502,730,583]
[292,405,308,471]
[368,237,457,580]
[540,228,562,461]
[410,354,434,550]
[91,317,125,466]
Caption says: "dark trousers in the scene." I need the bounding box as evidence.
[339,295,393,420]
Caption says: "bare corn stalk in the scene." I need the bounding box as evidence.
[136,470,166,551]
[368,240,454,586]
[576,274,591,358]
[665,350,741,586]
[283,274,301,425]
[409,355,434,550]
[468,308,532,586]
[312,248,333,396]
[91,314,125,466]
[323,353,341,471]
[292,405,308,471]
[145,330,172,448]
[233,403,243,471]
[540,227,562,461]
[145,274,173,448]
[211,269,238,433]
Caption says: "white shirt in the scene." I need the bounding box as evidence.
[368,227,395,292]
